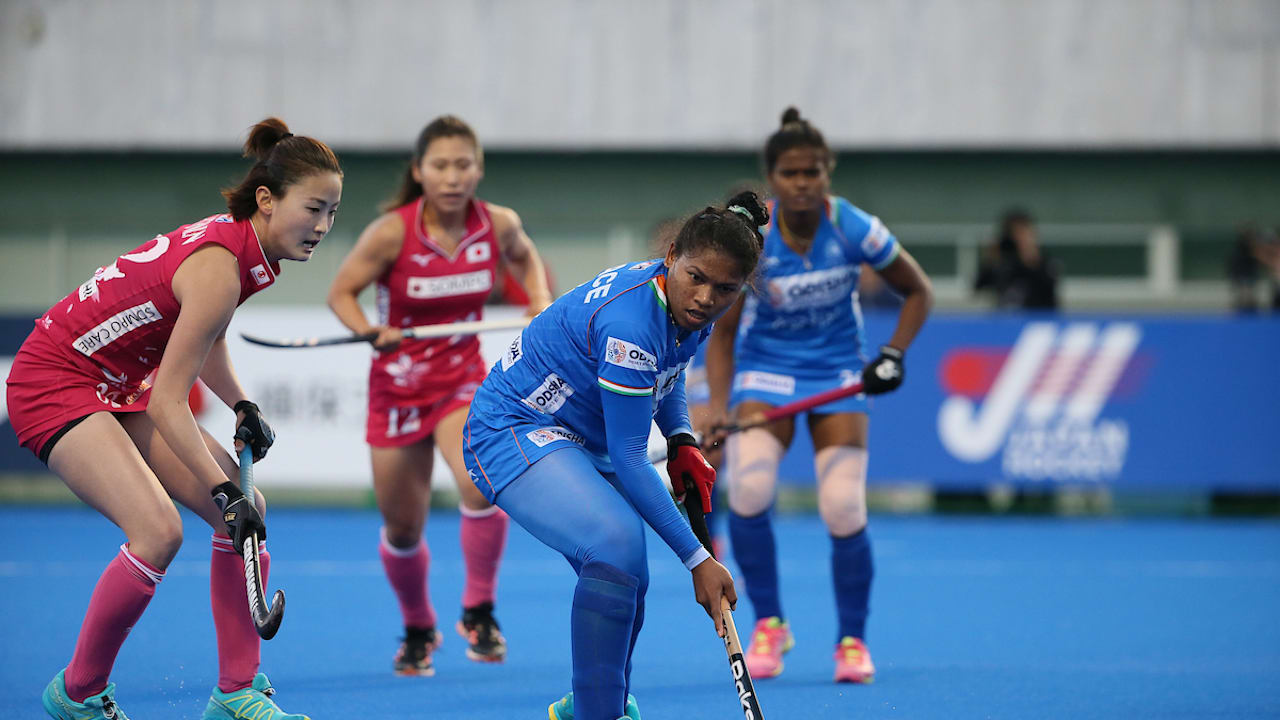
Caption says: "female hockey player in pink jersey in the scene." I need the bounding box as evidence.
[327,115,552,675]
[7,118,341,720]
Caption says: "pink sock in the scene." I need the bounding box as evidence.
[64,544,163,702]
[211,534,269,693]
[459,505,508,609]
[379,528,436,628]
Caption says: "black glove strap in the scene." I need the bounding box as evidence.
[212,481,246,508]
[879,345,904,361]
[233,400,260,416]
[667,432,699,456]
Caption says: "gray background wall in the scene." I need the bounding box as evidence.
[2,0,1277,312]
[2,0,1278,150]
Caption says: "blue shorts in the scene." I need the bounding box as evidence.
[463,411,610,503]
[729,361,870,416]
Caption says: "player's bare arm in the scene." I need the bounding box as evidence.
[149,245,242,492]
[328,212,406,350]
[492,204,552,314]
[701,293,745,447]
[875,247,934,352]
[198,322,251,410]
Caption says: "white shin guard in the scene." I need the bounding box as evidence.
[725,429,785,517]
[816,445,869,536]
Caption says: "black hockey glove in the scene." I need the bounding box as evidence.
[234,400,275,462]
[861,345,905,395]
[211,481,267,550]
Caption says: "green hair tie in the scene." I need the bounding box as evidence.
[727,205,754,224]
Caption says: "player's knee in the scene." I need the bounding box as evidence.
[130,508,184,569]
[816,446,869,536]
[819,492,867,536]
[382,520,423,548]
[455,480,493,512]
[581,520,647,579]
[726,429,783,516]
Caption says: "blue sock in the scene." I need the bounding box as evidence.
[832,528,874,642]
[622,596,644,699]
[572,562,638,720]
[729,510,783,621]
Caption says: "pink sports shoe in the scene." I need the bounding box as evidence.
[833,636,876,683]
[744,617,794,678]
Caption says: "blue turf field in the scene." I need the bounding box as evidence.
[2,506,1278,719]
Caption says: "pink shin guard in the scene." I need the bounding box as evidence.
[211,534,268,693]
[379,528,436,629]
[459,505,508,609]
[64,545,163,702]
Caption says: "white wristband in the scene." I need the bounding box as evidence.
[682,546,712,570]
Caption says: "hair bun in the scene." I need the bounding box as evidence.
[725,190,770,232]
[243,117,292,161]
[780,107,803,126]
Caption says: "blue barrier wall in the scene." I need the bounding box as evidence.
[4,312,1278,490]
[776,313,1280,490]
[1,318,47,473]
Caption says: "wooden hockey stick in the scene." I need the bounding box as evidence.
[684,489,764,720]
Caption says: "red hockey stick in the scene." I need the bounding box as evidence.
[712,381,866,436]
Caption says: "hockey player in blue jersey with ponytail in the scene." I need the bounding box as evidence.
[702,108,934,684]
[463,192,770,720]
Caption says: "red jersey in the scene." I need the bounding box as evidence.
[363,199,497,446]
[370,199,498,401]
[34,213,278,407]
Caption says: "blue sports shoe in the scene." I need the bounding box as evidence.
[202,673,309,720]
[42,669,130,719]
[548,691,640,720]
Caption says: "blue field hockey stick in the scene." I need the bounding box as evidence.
[237,431,285,640]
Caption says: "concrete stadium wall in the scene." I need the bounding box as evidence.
[2,0,1277,149]
[1,149,1277,311]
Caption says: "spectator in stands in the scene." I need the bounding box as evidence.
[1227,224,1280,313]
[974,208,1060,310]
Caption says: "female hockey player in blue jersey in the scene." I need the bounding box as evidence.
[463,192,770,720]
[702,108,934,683]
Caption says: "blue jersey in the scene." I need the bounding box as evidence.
[470,259,703,466]
[466,259,710,566]
[736,196,898,376]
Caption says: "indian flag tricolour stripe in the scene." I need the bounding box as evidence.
[648,278,668,312]
[598,377,653,396]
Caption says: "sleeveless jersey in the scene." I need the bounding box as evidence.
[369,199,499,402]
[736,196,899,376]
[469,259,705,463]
[34,213,279,405]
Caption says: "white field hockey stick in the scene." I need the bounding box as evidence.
[236,435,285,640]
[240,316,531,349]
[683,488,764,720]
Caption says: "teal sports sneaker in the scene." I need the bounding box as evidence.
[202,673,309,720]
[548,691,640,720]
[42,669,130,720]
